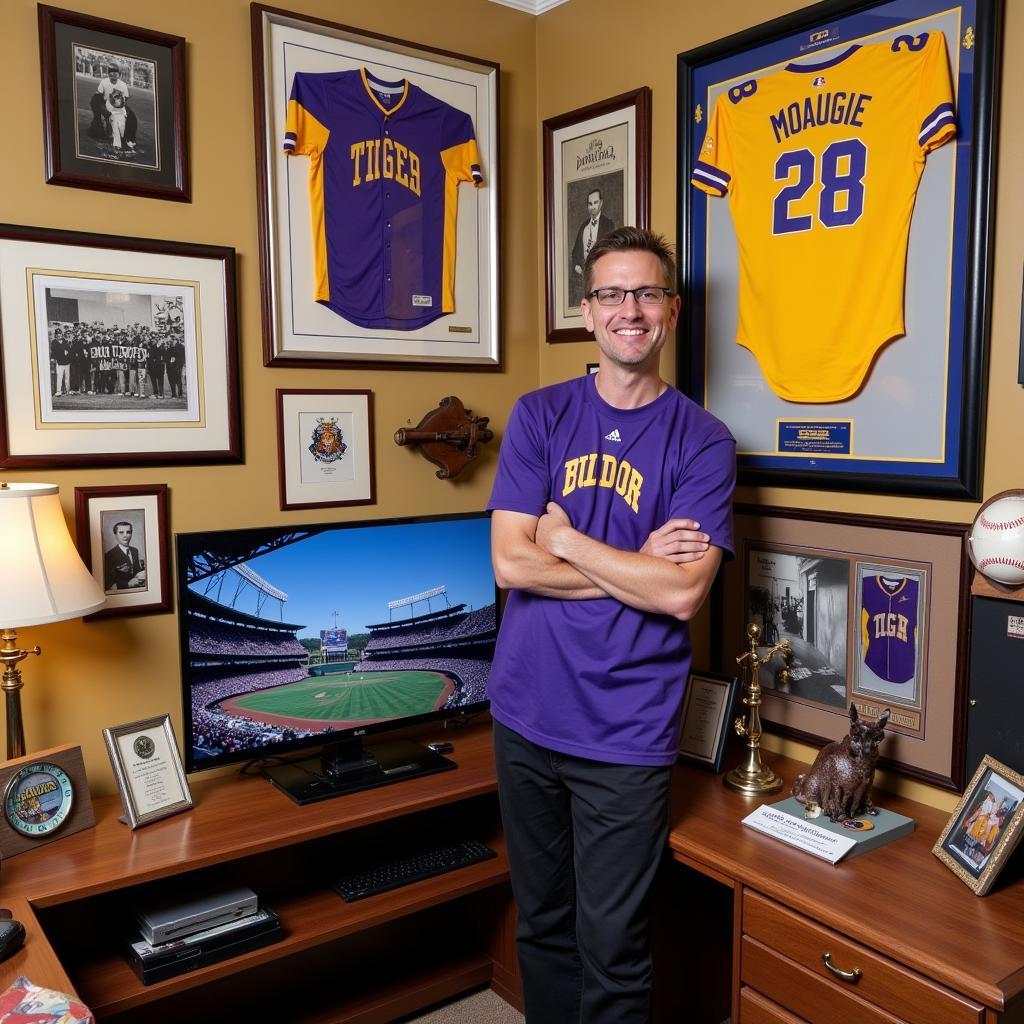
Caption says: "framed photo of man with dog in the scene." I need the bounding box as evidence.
[39,5,190,202]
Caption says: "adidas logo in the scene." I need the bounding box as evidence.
[604,429,622,442]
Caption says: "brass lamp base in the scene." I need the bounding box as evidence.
[724,736,784,795]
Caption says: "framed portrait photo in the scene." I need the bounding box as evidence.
[716,505,971,790]
[678,670,739,773]
[38,5,189,202]
[933,755,1024,896]
[678,0,999,497]
[252,4,499,370]
[75,483,170,619]
[0,223,240,468]
[544,88,651,343]
[103,714,192,829]
[277,389,375,511]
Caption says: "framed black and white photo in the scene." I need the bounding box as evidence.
[252,5,499,369]
[0,223,240,467]
[715,505,971,790]
[678,0,999,497]
[934,754,1024,895]
[75,484,169,619]
[544,89,651,343]
[277,389,375,511]
[678,670,739,773]
[39,5,189,202]
[103,714,192,829]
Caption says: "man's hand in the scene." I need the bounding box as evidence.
[535,501,572,557]
[640,519,710,565]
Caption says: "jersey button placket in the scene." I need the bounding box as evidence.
[382,115,393,313]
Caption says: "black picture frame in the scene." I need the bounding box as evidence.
[677,0,1001,498]
[39,5,190,202]
[677,669,739,773]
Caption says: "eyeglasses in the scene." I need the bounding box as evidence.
[585,286,674,306]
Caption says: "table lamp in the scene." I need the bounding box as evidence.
[0,482,105,760]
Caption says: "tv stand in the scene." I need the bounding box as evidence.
[264,738,457,805]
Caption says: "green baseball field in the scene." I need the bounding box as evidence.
[217,670,454,728]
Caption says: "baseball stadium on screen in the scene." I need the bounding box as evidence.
[175,512,497,774]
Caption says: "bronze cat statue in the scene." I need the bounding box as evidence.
[791,705,891,823]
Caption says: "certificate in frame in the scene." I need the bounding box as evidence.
[103,714,193,829]
[678,0,1000,498]
[678,670,739,773]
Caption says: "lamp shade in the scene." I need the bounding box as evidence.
[0,483,105,627]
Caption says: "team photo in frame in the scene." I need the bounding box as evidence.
[38,5,190,202]
[543,88,651,343]
[678,0,999,498]
[0,224,240,468]
[252,5,499,370]
[716,505,971,790]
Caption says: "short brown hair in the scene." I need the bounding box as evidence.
[583,226,676,295]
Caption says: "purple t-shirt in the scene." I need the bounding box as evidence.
[487,375,736,766]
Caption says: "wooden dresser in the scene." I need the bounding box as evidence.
[668,755,1024,1024]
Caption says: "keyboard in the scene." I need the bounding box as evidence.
[332,839,497,902]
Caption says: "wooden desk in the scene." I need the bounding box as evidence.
[668,755,1024,1024]
[0,721,518,1023]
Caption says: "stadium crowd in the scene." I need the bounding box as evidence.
[189,619,307,658]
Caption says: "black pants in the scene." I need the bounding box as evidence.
[493,720,671,1024]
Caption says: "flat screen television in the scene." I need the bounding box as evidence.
[175,512,496,802]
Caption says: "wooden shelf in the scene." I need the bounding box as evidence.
[69,838,509,1017]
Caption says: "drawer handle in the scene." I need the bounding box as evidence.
[822,952,862,982]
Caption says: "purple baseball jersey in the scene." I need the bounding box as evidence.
[284,68,482,331]
[487,376,737,766]
[861,575,918,684]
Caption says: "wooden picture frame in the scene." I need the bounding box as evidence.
[544,88,651,343]
[276,389,375,511]
[38,5,190,202]
[678,669,739,773]
[933,754,1024,895]
[678,0,1000,497]
[0,744,95,859]
[75,483,170,619]
[0,223,240,467]
[103,714,193,829]
[252,4,499,370]
[713,504,971,790]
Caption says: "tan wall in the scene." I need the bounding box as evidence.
[4,0,1019,812]
[536,0,1023,812]
[3,0,539,795]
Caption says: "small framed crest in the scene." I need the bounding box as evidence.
[276,389,375,511]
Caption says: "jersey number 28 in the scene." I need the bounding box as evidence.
[772,138,867,234]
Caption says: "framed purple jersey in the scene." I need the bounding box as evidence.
[859,573,920,685]
[252,6,499,368]
[285,68,482,331]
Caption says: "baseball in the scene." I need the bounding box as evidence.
[969,494,1024,586]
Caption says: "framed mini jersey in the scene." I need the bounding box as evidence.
[678,0,1000,498]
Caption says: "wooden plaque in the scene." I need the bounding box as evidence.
[0,744,95,859]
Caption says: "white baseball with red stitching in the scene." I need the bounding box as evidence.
[970,496,1024,585]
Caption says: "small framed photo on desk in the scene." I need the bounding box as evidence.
[678,670,738,773]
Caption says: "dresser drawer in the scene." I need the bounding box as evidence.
[740,986,808,1024]
[742,890,983,1024]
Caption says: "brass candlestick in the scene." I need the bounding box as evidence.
[724,623,790,795]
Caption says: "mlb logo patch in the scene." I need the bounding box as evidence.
[812,76,826,88]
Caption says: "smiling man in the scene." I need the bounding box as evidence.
[487,227,736,1023]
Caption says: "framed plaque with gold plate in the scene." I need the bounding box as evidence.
[0,744,95,859]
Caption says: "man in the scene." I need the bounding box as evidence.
[88,65,138,150]
[488,227,736,1023]
[569,188,616,305]
[103,521,145,592]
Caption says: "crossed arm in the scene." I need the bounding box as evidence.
[491,503,724,622]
